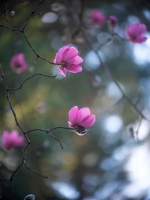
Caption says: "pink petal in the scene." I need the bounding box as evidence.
[58,66,67,77]
[56,46,69,61]
[68,106,79,126]
[54,53,62,63]
[68,121,73,127]
[10,130,19,139]
[13,136,24,147]
[63,47,78,61]
[125,23,139,38]
[67,56,83,65]
[66,64,82,73]
[135,36,147,43]
[2,132,11,149]
[136,24,147,35]
[80,114,95,128]
[77,108,91,124]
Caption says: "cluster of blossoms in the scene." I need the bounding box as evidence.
[87,9,147,44]
[88,9,117,27]
[4,8,148,150]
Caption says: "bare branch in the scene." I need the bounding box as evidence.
[8,73,57,91]
[2,0,10,23]
[24,163,49,178]
[0,24,19,32]
[21,0,45,31]
[0,64,25,132]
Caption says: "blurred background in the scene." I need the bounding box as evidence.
[0,0,150,199]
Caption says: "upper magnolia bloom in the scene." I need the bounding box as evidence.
[68,106,95,135]
[108,15,118,27]
[125,23,147,44]
[2,130,24,150]
[10,53,28,74]
[88,9,106,26]
[54,46,83,77]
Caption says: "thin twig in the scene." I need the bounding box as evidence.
[10,184,20,200]
[25,127,72,149]
[8,73,57,91]
[2,0,10,23]
[0,24,19,32]
[0,65,25,132]
[24,163,49,178]
[21,0,45,31]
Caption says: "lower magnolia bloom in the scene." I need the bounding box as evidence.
[68,106,95,135]
[125,23,147,44]
[2,130,24,149]
[54,46,83,77]
[10,53,28,73]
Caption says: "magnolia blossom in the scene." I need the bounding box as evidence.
[68,106,95,135]
[88,9,106,26]
[10,53,28,73]
[125,23,147,44]
[54,46,83,77]
[2,130,24,149]
[108,15,118,27]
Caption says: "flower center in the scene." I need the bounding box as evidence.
[61,62,66,67]
[73,125,88,135]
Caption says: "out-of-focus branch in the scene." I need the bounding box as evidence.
[2,0,10,23]
[81,28,148,121]
[79,0,85,25]
[21,0,44,31]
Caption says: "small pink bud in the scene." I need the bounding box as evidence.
[88,9,106,26]
[10,53,28,74]
[2,130,24,150]
[108,15,118,27]
[68,106,95,135]
[54,46,83,77]
[125,23,147,44]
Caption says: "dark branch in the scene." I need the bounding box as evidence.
[24,163,49,178]
[8,73,57,91]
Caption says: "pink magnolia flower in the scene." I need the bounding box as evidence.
[10,53,28,74]
[108,15,118,27]
[2,130,24,150]
[54,46,83,77]
[88,9,106,26]
[68,106,95,135]
[125,23,147,44]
